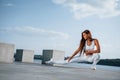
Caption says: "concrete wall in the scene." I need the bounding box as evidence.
[15,49,34,63]
[42,50,65,64]
[0,43,15,63]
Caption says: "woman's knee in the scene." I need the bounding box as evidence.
[93,54,100,60]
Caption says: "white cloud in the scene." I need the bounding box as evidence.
[3,3,14,7]
[52,0,67,4]
[52,0,120,19]
[0,26,70,39]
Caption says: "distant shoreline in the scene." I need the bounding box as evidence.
[97,59,120,67]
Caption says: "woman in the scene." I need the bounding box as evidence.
[46,30,100,70]
[67,30,100,70]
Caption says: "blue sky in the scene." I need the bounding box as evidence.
[0,0,120,59]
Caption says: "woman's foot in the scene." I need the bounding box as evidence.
[91,66,96,70]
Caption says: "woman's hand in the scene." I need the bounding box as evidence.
[67,47,81,62]
[67,57,72,62]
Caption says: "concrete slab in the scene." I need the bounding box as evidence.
[42,50,65,64]
[15,49,34,63]
[0,62,120,80]
[0,43,15,63]
[53,63,120,72]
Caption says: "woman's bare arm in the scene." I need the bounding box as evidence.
[67,47,81,62]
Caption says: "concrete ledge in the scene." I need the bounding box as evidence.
[0,43,15,63]
[42,50,65,64]
[15,49,34,63]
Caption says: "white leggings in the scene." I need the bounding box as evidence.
[46,54,100,67]
[70,54,100,66]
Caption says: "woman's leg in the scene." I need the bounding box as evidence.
[46,59,67,64]
[70,55,88,63]
[69,56,80,63]
[48,56,88,65]
[91,54,100,70]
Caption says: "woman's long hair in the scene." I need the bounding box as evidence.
[79,30,93,54]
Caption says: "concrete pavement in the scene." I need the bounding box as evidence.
[0,62,120,80]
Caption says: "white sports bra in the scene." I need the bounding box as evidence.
[85,40,95,51]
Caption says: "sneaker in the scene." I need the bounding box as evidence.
[45,58,54,64]
[91,66,96,70]
[45,61,53,64]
